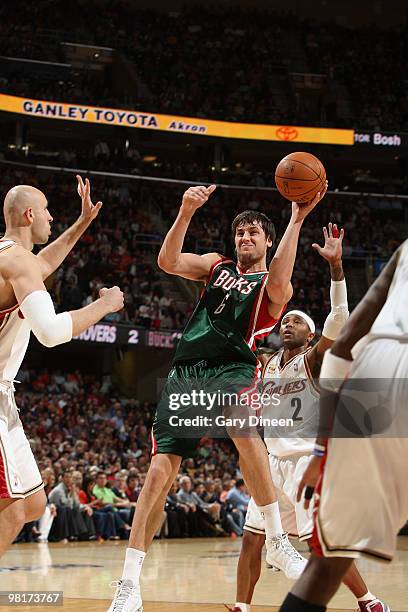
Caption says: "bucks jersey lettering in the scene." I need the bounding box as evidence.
[174,258,280,365]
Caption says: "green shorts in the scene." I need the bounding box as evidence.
[152,359,259,459]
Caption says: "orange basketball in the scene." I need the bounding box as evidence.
[275,152,326,204]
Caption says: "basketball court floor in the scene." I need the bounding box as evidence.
[1,538,407,611]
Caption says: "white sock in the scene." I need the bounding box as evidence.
[121,547,146,584]
[358,591,376,602]
[258,501,283,538]
[235,604,250,612]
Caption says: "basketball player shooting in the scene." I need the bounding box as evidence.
[0,177,124,560]
[107,182,327,612]
[229,224,388,612]
[276,250,408,611]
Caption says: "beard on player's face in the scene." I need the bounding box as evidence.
[237,247,265,266]
[236,240,268,266]
[282,334,309,350]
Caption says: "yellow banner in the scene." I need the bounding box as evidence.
[0,94,354,145]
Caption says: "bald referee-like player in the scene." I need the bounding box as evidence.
[0,177,123,560]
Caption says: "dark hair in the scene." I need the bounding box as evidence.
[235,478,245,488]
[83,476,96,499]
[231,211,276,259]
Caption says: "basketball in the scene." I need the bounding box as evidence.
[275,152,326,204]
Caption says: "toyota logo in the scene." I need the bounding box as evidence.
[276,126,298,141]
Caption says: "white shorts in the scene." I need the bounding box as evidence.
[0,383,43,499]
[316,338,408,561]
[245,452,314,541]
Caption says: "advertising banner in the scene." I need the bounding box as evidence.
[354,131,405,147]
[0,94,354,145]
[73,323,182,349]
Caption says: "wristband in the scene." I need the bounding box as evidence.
[313,448,326,457]
[330,278,347,307]
[322,279,349,340]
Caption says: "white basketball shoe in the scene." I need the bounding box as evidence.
[265,532,308,579]
[107,579,143,612]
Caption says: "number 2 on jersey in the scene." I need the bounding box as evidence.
[291,397,303,422]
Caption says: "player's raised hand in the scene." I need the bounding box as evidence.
[296,454,323,509]
[291,180,328,223]
[312,222,344,264]
[76,175,103,223]
[181,184,216,216]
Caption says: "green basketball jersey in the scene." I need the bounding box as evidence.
[174,257,281,365]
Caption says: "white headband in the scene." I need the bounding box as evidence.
[281,310,315,334]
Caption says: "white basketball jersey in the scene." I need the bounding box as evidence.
[370,239,408,337]
[0,241,31,382]
[262,347,319,457]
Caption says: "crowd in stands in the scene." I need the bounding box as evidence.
[0,2,407,130]
[303,23,408,131]
[16,368,248,542]
[1,163,404,333]
[6,137,408,196]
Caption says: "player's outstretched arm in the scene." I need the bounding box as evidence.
[306,223,348,375]
[5,248,123,347]
[37,176,102,280]
[157,184,219,281]
[266,183,328,318]
[69,286,124,337]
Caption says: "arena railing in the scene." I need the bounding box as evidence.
[1,158,408,203]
